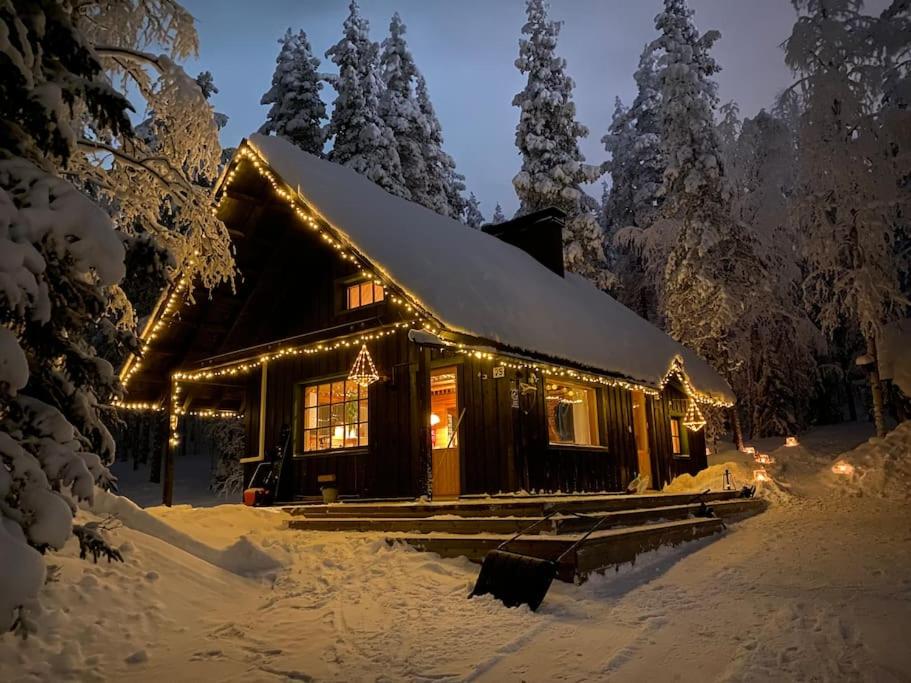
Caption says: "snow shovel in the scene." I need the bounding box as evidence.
[469,511,613,611]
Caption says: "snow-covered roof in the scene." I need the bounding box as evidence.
[243,134,734,404]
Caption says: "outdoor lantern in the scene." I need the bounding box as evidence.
[754,453,775,465]
[753,468,771,483]
[742,446,756,455]
[348,344,380,387]
[682,399,706,431]
[785,436,799,447]
[831,461,855,476]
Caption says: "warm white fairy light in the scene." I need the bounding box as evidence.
[682,399,707,431]
[348,344,380,387]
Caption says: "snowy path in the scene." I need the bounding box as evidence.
[3,423,911,682]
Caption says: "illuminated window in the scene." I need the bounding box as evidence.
[346,281,385,310]
[301,379,368,452]
[545,380,599,446]
[670,418,683,454]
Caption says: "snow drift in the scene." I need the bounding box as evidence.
[89,490,283,575]
[825,421,911,500]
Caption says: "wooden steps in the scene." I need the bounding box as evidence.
[287,498,764,534]
[283,491,768,583]
[390,517,727,582]
[283,490,743,519]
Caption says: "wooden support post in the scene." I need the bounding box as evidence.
[415,346,432,498]
[163,377,177,507]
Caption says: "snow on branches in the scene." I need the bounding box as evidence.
[325,1,409,199]
[259,28,326,155]
[512,0,612,290]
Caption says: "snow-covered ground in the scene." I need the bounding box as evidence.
[3,421,911,682]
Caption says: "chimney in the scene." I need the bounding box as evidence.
[482,207,565,277]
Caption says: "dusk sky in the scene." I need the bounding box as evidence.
[179,0,877,218]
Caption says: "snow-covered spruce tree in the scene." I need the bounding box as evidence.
[259,28,326,155]
[653,0,773,442]
[0,0,142,634]
[379,13,432,207]
[463,193,485,228]
[491,203,507,224]
[727,110,822,435]
[512,0,612,290]
[784,0,910,436]
[603,42,667,320]
[326,1,409,199]
[414,73,467,219]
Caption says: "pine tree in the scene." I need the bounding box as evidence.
[415,74,466,218]
[464,193,485,227]
[653,0,771,442]
[728,110,822,435]
[326,1,409,198]
[492,203,507,224]
[512,0,612,290]
[380,13,431,207]
[784,0,909,436]
[259,28,326,155]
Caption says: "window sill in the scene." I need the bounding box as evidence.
[547,443,611,453]
[672,453,691,459]
[294,448,368,459]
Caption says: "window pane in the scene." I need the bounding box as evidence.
[331,424,344,449]
[546,381,596,445]
[304,429,317,452]
[330,403,344,426]
[374,284,385,302]
[359,422,368,446]
[344,381,358,400]
[331,381,345,403]
[304,407,317,430]
[347,284,360,309]
[345,400,358,424]
[317,383,331,404]
[359,399,368,422]
[360,282,373,305]
[317,427,330,450]
[317,405,330,427]
[305,386,318,408]
[359,383,368,400]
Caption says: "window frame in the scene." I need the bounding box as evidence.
[544,379,602,448]
[295,376,369,455]
[670,417,687,456]
[344,279,385,312]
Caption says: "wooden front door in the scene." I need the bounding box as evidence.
[631,390,653,487]
[430,366,461,498]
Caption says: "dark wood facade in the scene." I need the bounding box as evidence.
[126,160,711,501]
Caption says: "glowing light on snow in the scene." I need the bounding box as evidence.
[785,436,799,447]
[754,453,775,465]
[742,446,756,455]
[753,468,771,483]
[831,461,855,476]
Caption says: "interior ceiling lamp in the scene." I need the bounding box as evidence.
[348,344,380,388]
[682,399,706,432]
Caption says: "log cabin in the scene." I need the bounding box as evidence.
[118,134,735,503]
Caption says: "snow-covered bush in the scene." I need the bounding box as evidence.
[207,418,246,498]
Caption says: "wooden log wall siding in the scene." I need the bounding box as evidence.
[646,383,708,489]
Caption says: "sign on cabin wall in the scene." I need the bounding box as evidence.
[493,365,506,379]
[511,387,520,409]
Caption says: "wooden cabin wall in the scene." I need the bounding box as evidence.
[430,353,641,496]
[646,384,708,489]
[242,329,417,500]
